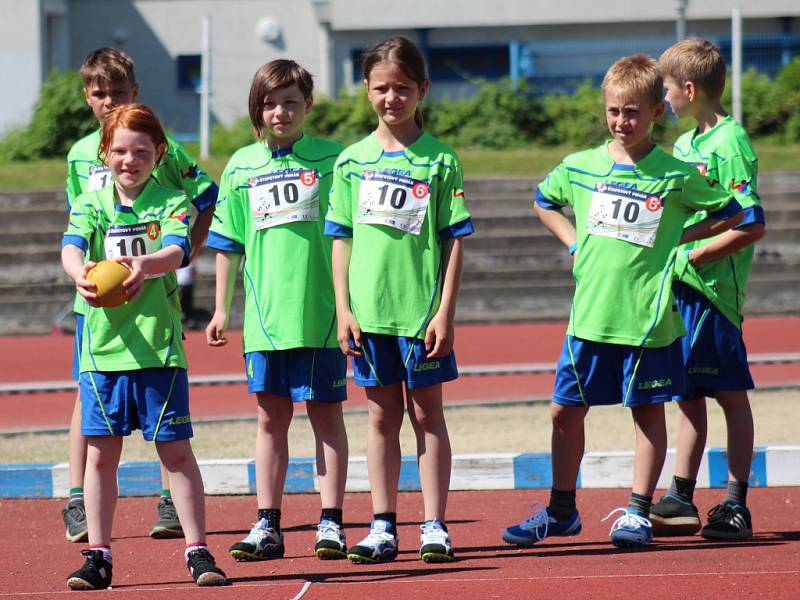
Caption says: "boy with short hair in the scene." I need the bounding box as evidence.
[205,59,349,561]
[650,39,765,540]
[62,47,218,543]
[502,54,743,549]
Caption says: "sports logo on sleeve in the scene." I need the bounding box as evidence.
[247,168,320,230]
[587,183,663,247]
[357,170,431,235]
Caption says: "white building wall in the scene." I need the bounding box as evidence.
[0,0,43,135]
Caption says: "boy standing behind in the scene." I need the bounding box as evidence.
[62,47,217,543]
[502,55,742,549]
[650,39,765,540]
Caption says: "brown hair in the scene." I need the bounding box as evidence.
[99,104,167,164]
[602,54,663,108]
[80,47,136,88]
[248,59,314,140]
[659,39,726,100]
[361,37,428,128]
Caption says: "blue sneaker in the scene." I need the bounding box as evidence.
[604,508,653,548]
[347,519,399,564]
[502,502,582,546]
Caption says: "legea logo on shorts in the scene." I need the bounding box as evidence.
[168,415,192,425]
[413,361,440,372]
[638,378,672,390]
[332,378,347,388]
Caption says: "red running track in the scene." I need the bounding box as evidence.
[1,488,799,598]
[1,317,799,430]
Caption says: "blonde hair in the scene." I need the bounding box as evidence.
[659,39,726,100]
[602,54,663,107]
[80,47,136,88]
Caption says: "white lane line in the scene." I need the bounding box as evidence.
[290,581,313,600]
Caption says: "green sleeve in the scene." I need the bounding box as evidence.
[716,154,760,210]
[327,158,353,228]
[65,193,98,243]
[678,168,736,214]
[161,193,191,239]
[435,154,470,229]
[159,140,217,209]
[66,160,82,210]
[210,166,245,245]
[537,164,572,207]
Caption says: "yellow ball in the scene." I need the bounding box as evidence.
[86,260,130,308]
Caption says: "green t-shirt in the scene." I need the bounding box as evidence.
[537,142,737,348]
[208,136,343,352]
[326,133,473,339]
[66,129,218,314]
[672,116,763,329]
[63,179,190,372]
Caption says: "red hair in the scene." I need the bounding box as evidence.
[99,104,167,163]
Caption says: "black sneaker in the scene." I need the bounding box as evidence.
[187,548,228,586]
[649,495,701,536]
[701,502,753,540]
[67,549,112,590]
[149,497,184,539]
[62,501,89,543]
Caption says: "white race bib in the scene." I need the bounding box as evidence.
[247,169,319,230]
[104,221,164,279]
[357,170,430,235]
[87,165,112,192]
[586,183,663,247]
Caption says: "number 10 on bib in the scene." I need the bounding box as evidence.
[357,170,430,235]
[586,183,663,248]
[248,169,320,230]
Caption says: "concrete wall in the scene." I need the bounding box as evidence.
[0,0,42,135]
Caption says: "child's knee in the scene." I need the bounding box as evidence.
[156,440,193,471]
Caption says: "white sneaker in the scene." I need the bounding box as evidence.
[228,518,285,561]
[315,519,347,560]
[347,519,398,564]
[419,519,455,562]
[603,508,653,549]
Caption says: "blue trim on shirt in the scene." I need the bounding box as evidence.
[612,163,636,171]
[324,220,353,238]
[62,234,88,252]
[116,204,134,213]
[191,182,218,212]
[534,189,561,210]
[382,150,406,157]
[162,234,191,267]
[735,205,765,228]
[708,198,742,220]
[439,217,475,239]
[206,230,245,254]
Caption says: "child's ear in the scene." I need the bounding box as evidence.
[155,142,167,165]
[305,95,313,113]
[419,80,430,101]
[83,87,91,106]
[685,80,697,102]
[653,100,666,122]
[131,84,140,101]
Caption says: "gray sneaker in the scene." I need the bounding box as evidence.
[62,501,88,543]
[149,497,184,539]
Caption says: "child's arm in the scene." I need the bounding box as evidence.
[190,204,215,261]
[116,246,185,301]
[425,237,464,358]
[61,245,98,306]
[679,209,744,246]
[684,222,765,267]
[534,203,578,255]
[332,238,362,356]
[206,251,241,347]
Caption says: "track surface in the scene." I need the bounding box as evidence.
[2,317,799,430]
[2,488,799,598]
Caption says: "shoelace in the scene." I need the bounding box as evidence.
[317,520,343,542]
[243,519,273,544]
[363,528,396,547]
[519,502,550,541]
[602,508,652,534]
[187,548,215,569]
[159,501,178,520]
[67,503,86,518]
[706,503,740,524]
[420,521,450,544]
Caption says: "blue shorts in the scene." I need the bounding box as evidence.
[245,348,347,403]
[553,336,684,408]
[79,367,192,441]
[352,333,459,389]
[72,313,85,381]
[674,281,754,399]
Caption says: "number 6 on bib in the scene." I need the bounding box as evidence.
[357,170,431,235]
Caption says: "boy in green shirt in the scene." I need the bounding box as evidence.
[62,47,217,543]
[650,39,766,540]
[205,59,349,561]
[502,55,742,549]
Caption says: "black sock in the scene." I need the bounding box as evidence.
[321,508,343,527]
[257,508,281,531]
[547,488,577,520]
[628,493,652,517]
[725,481,748,506]
[373,512,397,532]
[668,475,696,503]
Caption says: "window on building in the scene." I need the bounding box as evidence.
[176,54,202,92]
